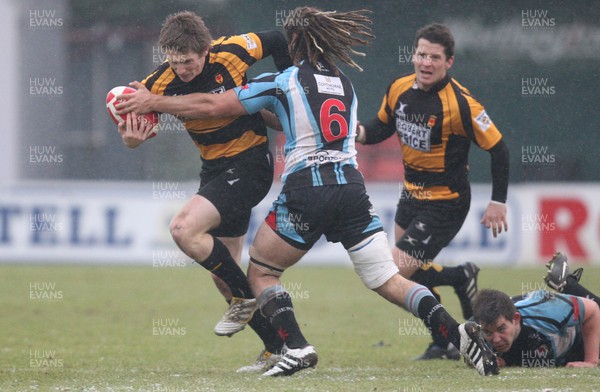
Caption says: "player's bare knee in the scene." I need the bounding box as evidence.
[168,215,188,246]
[169,215,206,248]
[347,231,399,290]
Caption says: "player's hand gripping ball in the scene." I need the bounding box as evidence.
[106,86,159,138]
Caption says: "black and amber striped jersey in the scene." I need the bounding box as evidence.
[367,73,503,200]
[142,31,290,162]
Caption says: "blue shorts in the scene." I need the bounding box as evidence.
[265,183,383,250]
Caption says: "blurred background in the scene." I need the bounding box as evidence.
[1,0,599,266]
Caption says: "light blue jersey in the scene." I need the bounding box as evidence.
[501,290,586,367]
[235,61,362,190]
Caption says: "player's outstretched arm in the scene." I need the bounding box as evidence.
[481,139,509,238]
[567,298,600,368]
[260,110,282,132]
[115,81,247,119]
[356,118,395,145]
[117,112,156,148]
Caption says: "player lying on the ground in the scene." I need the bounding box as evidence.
[116,6,499,377]
[472,284,600,367]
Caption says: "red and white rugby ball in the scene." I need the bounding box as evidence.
[106,86,159,137]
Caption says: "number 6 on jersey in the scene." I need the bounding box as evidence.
[320,98,348,142]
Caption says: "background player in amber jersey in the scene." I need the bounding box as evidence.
[115,11,292,372]
[357,23,510,360]
[116,8,500,378]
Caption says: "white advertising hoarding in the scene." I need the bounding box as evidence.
[0,181,598,266]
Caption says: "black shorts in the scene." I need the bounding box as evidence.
[265,182,384,250]
[395,190,471,263]
[198,145,273,237]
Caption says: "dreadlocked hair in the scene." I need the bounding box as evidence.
[284,7,374,74]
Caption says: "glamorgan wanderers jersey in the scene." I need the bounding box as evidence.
[500,290,585,367]
[235,60,363,191]
[377,74,503,200]
[142,32,287,162]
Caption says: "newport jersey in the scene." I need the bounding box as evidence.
[500,290,585,367]
[143,32,286,162]
[375,74,503,200]
[235,60,363,191]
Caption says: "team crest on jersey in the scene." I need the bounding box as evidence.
[427,115,437,128]
[215,73,224,84]
[535,345,549,358]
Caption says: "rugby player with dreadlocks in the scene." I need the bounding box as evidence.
[117,7,499,377]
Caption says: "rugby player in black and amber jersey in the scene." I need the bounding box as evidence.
[115,11,292,372]
[117,8,500,378]
[357,23,510,360]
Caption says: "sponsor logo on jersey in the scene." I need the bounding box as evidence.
[475,110,493,131]
[306,150,345,164]
[209,86,226,94]
[314,75,344,96]
[395,102,431,152]
[241,34,257,50]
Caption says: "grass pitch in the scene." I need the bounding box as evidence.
[1,264,600,391]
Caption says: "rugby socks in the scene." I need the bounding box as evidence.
[247,310,285,354]
[406,284,460,348]
[425,286,448,347]
[259,286,308,349]
[199,237,253,299]
[411,263,466,287]
[564,276,600,305]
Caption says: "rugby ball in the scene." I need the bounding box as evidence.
[106,86,159,137]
